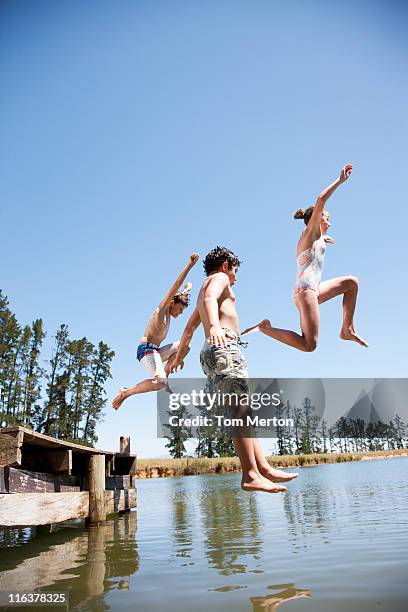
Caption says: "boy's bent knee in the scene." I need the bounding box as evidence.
[345,276,359,291]
[304,339,317,352]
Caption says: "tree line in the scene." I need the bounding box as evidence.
[165,397,407,458]
[0,289,114,446]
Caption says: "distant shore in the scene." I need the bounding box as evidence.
[135,448,408,479]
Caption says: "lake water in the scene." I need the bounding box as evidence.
[0,457,407,611]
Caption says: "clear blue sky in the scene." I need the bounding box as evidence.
[1,0,407,457]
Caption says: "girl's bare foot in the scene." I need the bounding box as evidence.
[112,388,127,410]
[241,473,287,493]
[241,319,271,336]
[259,465,299,483]
[340,325,369,347]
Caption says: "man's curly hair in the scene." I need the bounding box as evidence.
[203,246,242,276]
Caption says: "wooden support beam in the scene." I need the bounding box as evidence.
[105,455,115,477]
[0,467,6,493]
[0,492,89,527]
[0,430,24,468]
[105,475,132,490]
[87,454,106,524]
[105,489,136,515]
[5,467,80,493]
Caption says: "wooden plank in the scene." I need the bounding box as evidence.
[6,467,81,493]
[22,449,72,475]
[0,426,114,455]
[0,492,90,527]
[0,467,6,493]
[105,488,136,515]
[0,430,24,468]
[105,475,132,490]
[0,429,24,444]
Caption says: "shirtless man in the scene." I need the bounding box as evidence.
[112,253,199,410]
[170,246,298,493]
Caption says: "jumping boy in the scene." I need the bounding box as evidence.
[112,253,199,410]
[169,246,298,492]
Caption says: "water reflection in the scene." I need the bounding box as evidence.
[1,460,406,611]
[0,511,138,610]
[283,484,334,551]
[250,583,311,611]
[199,480,263,575]
[171,490,194,560]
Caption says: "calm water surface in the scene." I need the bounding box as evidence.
[0,457,407,611]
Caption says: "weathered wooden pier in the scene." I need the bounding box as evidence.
[0,426,137,527]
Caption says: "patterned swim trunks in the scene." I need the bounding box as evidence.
[200,328,249,396]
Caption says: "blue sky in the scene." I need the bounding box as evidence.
[1,0,407,457]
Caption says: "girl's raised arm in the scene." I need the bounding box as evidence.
[306,163,353,237]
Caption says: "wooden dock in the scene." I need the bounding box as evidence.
[0,426,137,527]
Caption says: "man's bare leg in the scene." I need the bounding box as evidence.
[241,290,320,352]
[252,438,299,483]
[112,378,165,410]
[232,437,287,493]
[318,276,368,347]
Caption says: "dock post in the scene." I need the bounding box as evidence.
[87,454,106,524]
[120,436,130,454]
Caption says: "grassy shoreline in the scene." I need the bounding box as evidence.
[135,448,408,479]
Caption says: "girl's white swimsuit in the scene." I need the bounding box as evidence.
[292,234,326,302]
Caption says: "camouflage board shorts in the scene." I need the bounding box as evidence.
[200,328,249,397]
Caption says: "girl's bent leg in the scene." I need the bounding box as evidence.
[318,276,368,347]
[250,290,320,351]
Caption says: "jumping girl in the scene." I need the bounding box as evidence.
[241,164,368,350]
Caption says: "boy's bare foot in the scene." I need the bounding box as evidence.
[241,474,287,493]
[112,388,127,410]
[259,465,299,483]
[340,325,369,347]
[241,319,271,336]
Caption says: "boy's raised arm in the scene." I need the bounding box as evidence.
[158,253,199,309]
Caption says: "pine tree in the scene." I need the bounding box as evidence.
[165,404,191,458]
[0,290,23,422]
[38,324,69,433]
[22,319,45,426]
[394,415,406,449]
[82,342,114,445]
[67,338,94,440]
